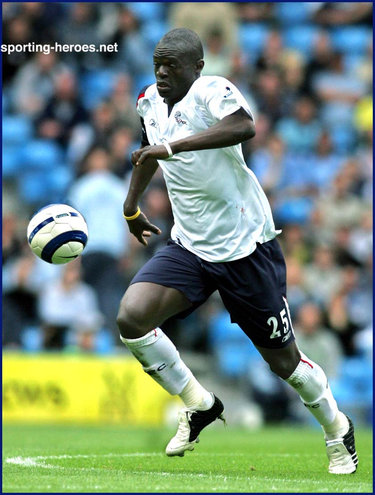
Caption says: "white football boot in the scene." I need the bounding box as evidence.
[166,394,225,457]
[326,415,358,474]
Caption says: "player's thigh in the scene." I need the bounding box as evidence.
[117,240,212,338]
[214,239,297,356]
[117,281,192,338]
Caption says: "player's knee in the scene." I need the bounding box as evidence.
[116,299,148,339]
[266,354,300,380]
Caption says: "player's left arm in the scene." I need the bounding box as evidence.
[132,107,255,166]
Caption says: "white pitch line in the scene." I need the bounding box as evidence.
[5,453,370,489]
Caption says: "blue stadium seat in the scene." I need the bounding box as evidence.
[126,2,165,22]
[141,20,170,49]
[331,356,372,425]
[331,26,372,55]
[46,165,73,201]
[208,312,259,379]
[238,23,269,63]
[282,25,319,57]
[95,328,116,354]
[80,70,117,110]
[21,326,43,352]
[2,145,22,178]
[274,2,310,25]
[3,114,32,146]
[331,125,357,154]
[21,140,63,170]
[18,170,52,204]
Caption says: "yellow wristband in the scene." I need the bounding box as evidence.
[123,207,141,221]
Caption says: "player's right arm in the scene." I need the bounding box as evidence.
[123,116,161,246]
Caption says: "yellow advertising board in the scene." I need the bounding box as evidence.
[3,353,176,424]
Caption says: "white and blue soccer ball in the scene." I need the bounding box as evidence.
[27,204,88,264]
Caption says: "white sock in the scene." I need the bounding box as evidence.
[120,328,192,395]
[285,352,339,427]
[322,411,349,440]
[179,376,214,411]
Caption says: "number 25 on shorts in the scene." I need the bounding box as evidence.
[267,297,293,343]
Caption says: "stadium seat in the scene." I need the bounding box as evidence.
[94,328,116,354]
[20,140,64,171]
[330,125,357,154]
[18,170,52,204]
[46,165,73,201]
[126,1,165,22]
[3,114,32,146]
[141,20,170,49]
[331,356,372,425]
[208,312,260,379]
[21,326,43,352]
[331,26,372,55]
[282,25,319,57]
[2,145,22,178]
[274,2,310,25]
[238,23,269,63]
[80,70,117,110]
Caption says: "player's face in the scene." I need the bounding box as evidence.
[153,44,202,105]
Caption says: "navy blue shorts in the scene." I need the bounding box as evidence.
[130,238,295,349]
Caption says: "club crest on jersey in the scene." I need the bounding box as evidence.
[174,111,187,125]
[149,119,158,128]
[224,86,233,99]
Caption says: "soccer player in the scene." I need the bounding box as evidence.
[117,28,357,474]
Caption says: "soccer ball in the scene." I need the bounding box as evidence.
[27,204,88,264]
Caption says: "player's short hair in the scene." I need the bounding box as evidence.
[157,28,204,61]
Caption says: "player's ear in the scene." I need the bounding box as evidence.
[196,59,204,74]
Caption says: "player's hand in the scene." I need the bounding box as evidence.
[132,145,169,167]
[125,211,161,246]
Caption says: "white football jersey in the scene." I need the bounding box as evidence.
[137,75,280,262]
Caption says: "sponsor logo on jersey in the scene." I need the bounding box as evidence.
[174,111,187,125]
[224,86,233,98]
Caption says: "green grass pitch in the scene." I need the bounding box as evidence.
[3,423,372,493]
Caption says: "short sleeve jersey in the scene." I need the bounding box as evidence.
[137,76,280,262]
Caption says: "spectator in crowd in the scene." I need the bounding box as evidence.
[312,170,368,242]
[284,256,310,319]
[312,52,368,128]
[12,51,69,116]
[301,31,334,97]
[2,14,34,84]
[248,133,285,201]
[58,2,102,70]
[255,30,284,73]
[307,130,344,193]
[38,259,103,350]
[169,2,239,51]
[107,6,153,82]
[71,101,119,169]
[108,74,142,136]
[3,240,61,348]
[108,126,134,178]
[68,146,129,335]
[294,301,343,379]
[276,96,322,154]
[328,265,372,354]
[253,69,288,125]
[303,244,343,307]
[202,28,234,78]
[312,2,373,26]
[36,70,89,147]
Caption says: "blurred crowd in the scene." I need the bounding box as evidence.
[2,2,372,420]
